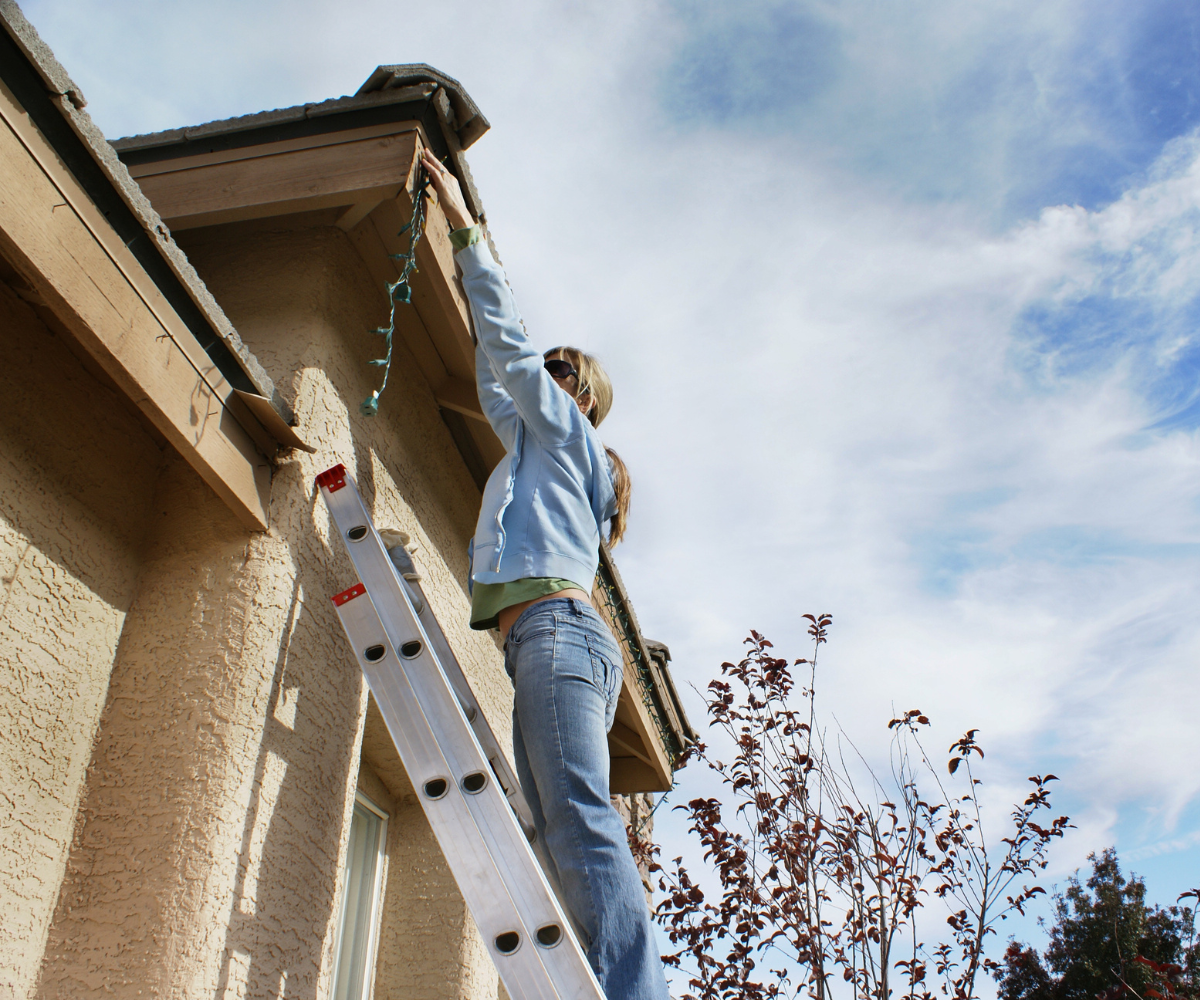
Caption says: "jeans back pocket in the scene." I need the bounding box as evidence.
[584,632,623,710]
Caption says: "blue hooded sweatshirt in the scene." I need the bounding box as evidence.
[455,241,616,591]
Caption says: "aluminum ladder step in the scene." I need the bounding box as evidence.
[317,463,605,1000]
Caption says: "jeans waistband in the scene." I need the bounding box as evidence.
[510,595,591,630]
[503,597,608,669]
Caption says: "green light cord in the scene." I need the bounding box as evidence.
[595,565,684,767]
[361,163,430,417]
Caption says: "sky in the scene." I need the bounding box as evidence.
[21,0,1200,980]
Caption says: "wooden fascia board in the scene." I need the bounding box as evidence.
[0,82,271,529]
[0,23,288,424]
[594,570,674,794]
[600,543,690,746]
[130,129,420,231]
[123,120,423,178]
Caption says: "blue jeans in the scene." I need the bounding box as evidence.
[504,598,670,1000]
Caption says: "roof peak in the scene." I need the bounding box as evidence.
[111,63,488,156]
[358,64,489,149]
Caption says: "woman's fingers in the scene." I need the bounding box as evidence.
[419,146,474,229]
[420,148,443,183]
[422,148,452,185]
[421,148,456,199]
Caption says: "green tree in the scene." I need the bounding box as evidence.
[996,849,1197,1000]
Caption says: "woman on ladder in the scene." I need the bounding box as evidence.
[421,146,670,1000]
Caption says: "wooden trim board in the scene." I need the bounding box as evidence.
[594,579,675,793]
[0,78,271,529]
[124,121,423,178]
[133,130,420,229]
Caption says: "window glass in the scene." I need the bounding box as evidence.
[331,793,388,1000]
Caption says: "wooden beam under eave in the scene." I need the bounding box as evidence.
[611,758,663,794]
[374,138,476,380]
[435,375,485,421]
[0,107,270,529]
[598,609,674,793]
[370,192,476,382]
[133,130,420,231]
[414,188,476,374]
[347,204,451,393]
[609,682,673,793]
[591,549,675,793]
[347,204,505,476]
[434,378,506,473]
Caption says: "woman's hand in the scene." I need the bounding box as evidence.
[420,146,475,232]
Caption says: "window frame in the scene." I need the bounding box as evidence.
[330,789,390,1000]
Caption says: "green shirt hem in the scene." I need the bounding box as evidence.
[469,577,587,631]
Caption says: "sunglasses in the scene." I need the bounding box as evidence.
[544,358,579,381]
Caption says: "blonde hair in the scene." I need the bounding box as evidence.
[604,447,630,546]
[545,346,613,428]
[545,346,630,545]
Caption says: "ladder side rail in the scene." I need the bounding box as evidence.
[367,579,605,999]
[389,550,578,919]
[333,589,565,1000]
[376,522,589,950]
[320,470,605,1000]
[324,480,547,849]
[389,552,539,837]
[326,480,602,998]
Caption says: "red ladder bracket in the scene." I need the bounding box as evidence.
[332,583,366,606]
[316,463,347,493]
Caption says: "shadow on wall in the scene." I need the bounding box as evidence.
[211,446,478,999]
[214,463,367,999]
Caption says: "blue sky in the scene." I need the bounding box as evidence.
[22,0,1200,982]
[663,0,1200,218]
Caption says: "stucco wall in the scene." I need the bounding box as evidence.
[34,218,507,999]
[0,278,162,1000]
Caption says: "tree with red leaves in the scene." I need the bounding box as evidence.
[633,617,1071,1000]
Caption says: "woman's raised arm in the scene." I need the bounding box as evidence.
[423,147,583,445]
[421,147,475,231]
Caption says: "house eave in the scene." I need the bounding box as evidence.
[0,0,292,428]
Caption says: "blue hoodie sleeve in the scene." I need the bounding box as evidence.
[456,241,584,446]
[475,341,519,451]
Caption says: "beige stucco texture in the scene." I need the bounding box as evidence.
[6,216,509,998]
[0,279,163,1000]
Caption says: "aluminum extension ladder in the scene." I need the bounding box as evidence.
[316,463,606,1000]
